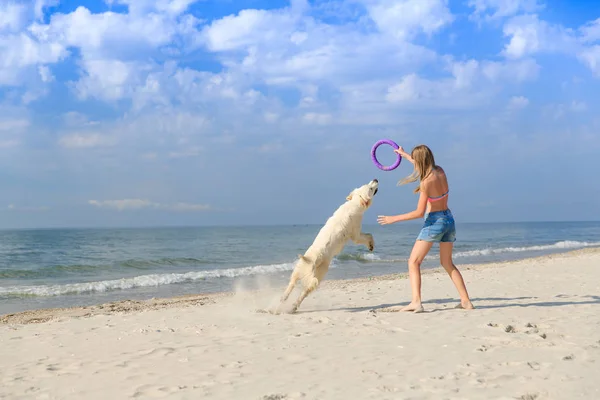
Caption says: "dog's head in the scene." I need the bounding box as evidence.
[346,179,379,209]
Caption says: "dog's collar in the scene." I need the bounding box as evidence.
[358,195,371,208]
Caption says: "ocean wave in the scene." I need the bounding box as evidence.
[336,252,383,262]
[0,262,297,297]
[119,257,214,269]
[453,240,600,258]
[0,257,215,279]
[335,241,600,263]
[1,241,596,298]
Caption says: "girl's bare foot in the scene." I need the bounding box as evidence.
[454,301,475,310]
[401,302,424,313]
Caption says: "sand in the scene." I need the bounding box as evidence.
[1,248,600,400]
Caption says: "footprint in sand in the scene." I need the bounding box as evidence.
[476,344,491,352]
[291,332,311,338]
[132,384,187,398]
[220,360,246,368]
[261,393,305,400]
[519,393,539,400]
[261,395,287,400]
[527,361,541,370]
[137,347,176,358]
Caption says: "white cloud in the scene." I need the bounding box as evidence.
[501,14,578,59]
[7,204,49,212]
[72,59,142,101]
[360,0,454,40]
[579,18,600,43]
[468,0,544,21]
[200,1,438,92]
[89,199,156,211]
[497,14,600,78]
[480,58,540,82]
[88,199,211,211]
[0,32,67,86]
[106,0,199,17]
[34,0,58,20]
[384,58,539,108]
[0,139,19,148]
[507,95,529,109]
[302,112,332,125]
[256,142,283,153]
[0,118,30,131]
[0,2,28,32]
[385,71,491,109]
[168,146,203,158]
[541,101,588,120]
[8,3,203,102]
[167,202,211,211]
[202,8,297,52]
[62,112,98,127]
[264,112,279,123]
[571,100,587,112]
[33,6,192,58]
[59,133,117,148]
[38,65,54,82]
[577,45,600,76]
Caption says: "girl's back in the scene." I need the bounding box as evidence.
[424,166,449,212]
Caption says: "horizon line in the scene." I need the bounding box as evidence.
[0,220,598,232]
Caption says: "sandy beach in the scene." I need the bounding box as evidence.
[1,248,599,400]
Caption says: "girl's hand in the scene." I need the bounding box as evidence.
[394,146,414,164]
[377,215,397,225]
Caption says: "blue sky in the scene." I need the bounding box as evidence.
[1,0,599,228]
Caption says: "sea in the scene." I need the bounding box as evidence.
[1,221,599,315]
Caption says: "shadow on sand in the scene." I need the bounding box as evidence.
[297,295,600,314]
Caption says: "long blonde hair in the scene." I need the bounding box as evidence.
[398,145,436,193]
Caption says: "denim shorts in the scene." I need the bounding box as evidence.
[416,209,456,243]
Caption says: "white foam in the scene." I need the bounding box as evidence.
[0,262,297,297]
[361,253,381,261]
[453,240,600,258]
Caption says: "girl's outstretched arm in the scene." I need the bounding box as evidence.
[377,188,428,225]
[395,146,414,165]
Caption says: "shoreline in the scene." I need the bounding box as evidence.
[3,246,598,326]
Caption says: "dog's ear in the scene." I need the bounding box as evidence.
[346,189,355,201]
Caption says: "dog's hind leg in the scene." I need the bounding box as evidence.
[269,270,299,314]
[289,276,319,314]
[289,258,331,313]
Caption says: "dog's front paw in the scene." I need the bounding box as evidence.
[367,236,375,251]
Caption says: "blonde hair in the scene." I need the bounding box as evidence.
[398,144,436,193]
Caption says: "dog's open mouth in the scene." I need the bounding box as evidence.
[373,188,378,195]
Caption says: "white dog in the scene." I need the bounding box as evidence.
[276,179,379,314]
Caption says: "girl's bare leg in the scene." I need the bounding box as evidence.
[439,242,474,309]
[402,240,433,312]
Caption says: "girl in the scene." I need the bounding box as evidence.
[377,145,474,313]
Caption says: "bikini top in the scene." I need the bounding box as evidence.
[426,167,449,203]
[427,190,449,203]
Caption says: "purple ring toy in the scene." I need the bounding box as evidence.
[371,139,402,171]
